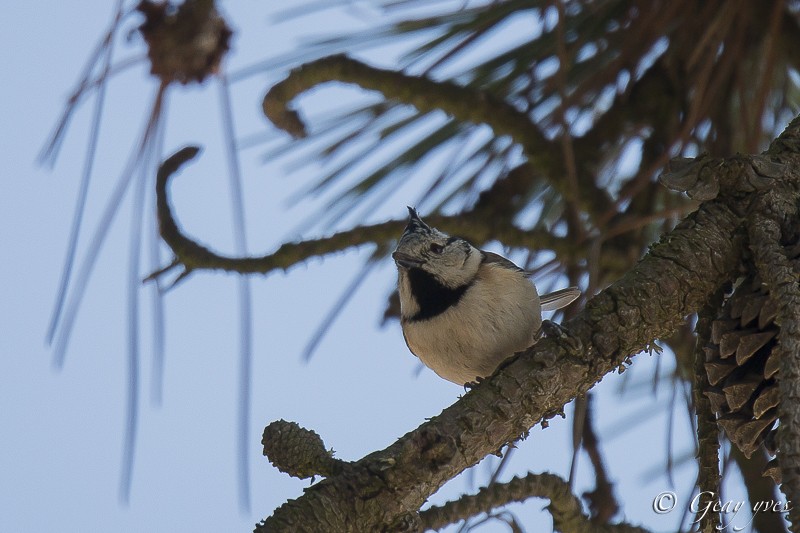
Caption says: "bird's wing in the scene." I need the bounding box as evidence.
[540,287,581,311]
[482,250,580,310]
[481,251,525,273]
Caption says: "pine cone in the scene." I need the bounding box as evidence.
[704,273,782,482]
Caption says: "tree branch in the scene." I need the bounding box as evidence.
[729,446,786,533]
[262,54,614,219]
[749,210,800,530]
[255,198,745,532]
[693,295,723,532]
[151,146,579,280]
[581,394,619,524]
[419,472,649,533]
[254,116,800,532]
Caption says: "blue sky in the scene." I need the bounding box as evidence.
[0,2,745,532]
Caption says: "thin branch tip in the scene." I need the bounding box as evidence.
[142,258,180,284]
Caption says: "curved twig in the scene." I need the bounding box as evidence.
[420,472,649,533]
[262,54,614,218]
[150,147,579,280]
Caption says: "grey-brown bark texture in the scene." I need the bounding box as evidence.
[252,202,741,532]
[750,206,800,528]
[153,116,800,532]
[253,117,800,530]
[418,472,648,533]
[693,298,723,532]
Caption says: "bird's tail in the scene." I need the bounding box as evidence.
[540,287,581,311]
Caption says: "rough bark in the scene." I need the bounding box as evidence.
[253,198,744,532]
[149,111,800,532]
[249,117,800,532]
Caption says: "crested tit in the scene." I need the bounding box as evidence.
[392,207,580,385]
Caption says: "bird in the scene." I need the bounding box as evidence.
[392,207,580,385]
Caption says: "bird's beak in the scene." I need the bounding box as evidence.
[392,251,423,269]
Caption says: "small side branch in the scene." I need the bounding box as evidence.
[693,296,723,532]
[419,472,650,533]
[581,394,619,523]
[150,147,578,279]
[262,54,613,218]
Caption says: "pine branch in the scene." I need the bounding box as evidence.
[729,447,786,533]
[749,210,800,532]
[256,184,746,532]
[253,115,800,532]
[150,146,579,281]
[580,394,619,524]
[419,472,649,533]
[262,54,614,219]
[693,295,723,532]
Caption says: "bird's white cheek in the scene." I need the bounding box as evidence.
[396,271,420,318]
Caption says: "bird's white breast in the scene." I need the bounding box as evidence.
[401,263,541,384]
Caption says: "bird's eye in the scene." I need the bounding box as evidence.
[429,243,444,254]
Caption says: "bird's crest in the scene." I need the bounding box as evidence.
[404,206,431,235]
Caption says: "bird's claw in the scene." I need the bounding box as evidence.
[541,320,582,352]
[464,376,486,390]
